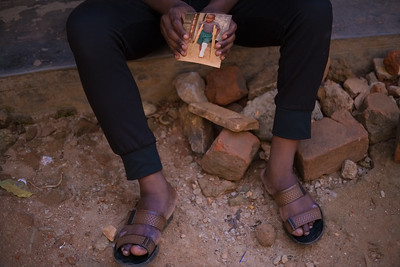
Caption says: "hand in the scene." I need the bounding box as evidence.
[160,4,196,59]
[214,19,237,60]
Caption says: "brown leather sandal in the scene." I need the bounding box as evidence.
[113,210,173,266]
[272,182,324,245]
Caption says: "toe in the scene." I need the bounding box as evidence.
[302,223,310,236]
[122,244,132,256]
[292,228,303,236]
[131,245,148,256]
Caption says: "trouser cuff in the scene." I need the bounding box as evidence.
[272,107,312,140]
[121,143,162,180]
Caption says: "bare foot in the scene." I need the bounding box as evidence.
[119,171,178,257]
[260,168,318,237]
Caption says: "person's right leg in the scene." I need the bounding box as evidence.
[66,0,177,257]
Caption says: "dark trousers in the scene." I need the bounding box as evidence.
[66,0,332,180]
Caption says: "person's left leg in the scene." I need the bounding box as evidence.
[230,0,332,242]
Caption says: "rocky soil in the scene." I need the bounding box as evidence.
[0,99,399,267]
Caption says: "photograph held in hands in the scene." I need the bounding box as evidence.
[177,12,232,68]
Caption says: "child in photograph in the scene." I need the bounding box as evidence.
[196,13,220,57]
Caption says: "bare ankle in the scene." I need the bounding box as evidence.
[138,171,170,195]
[261,166,298,193]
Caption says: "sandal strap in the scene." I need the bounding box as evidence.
[115,234,156,254]
[273,182,306,207]
[128,210,167,231]
[285,206,322,231]
[114,210,167,254]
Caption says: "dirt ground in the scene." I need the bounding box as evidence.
[0,101,399,267]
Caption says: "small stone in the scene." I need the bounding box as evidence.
[174,72,208,104]
[272,255,281,265]
[195,196,203,204]
[66,256,76,265]
[358,157,372,168]
[370,82,388,95]
[180,234,186,238]
[102,225,117,242]
[255,223,276,247]
[197,177,237,198]
[228,194,247,207]
[142,101,157,117]
[374,58,397,81]
[341,159,358,180]
[281,255,289,264]
[221,252,228,259]
[380,190,385,198]
[93,235,109,251]
[193,188,202,195]
[33,59,42,66]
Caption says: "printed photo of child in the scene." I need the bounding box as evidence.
[178,13,232,68]
[196,14,220,58]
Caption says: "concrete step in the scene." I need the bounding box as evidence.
[1,0,399,114]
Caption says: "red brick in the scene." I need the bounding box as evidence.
[205,65,248,106]
[296,110,369,181]
[201,129,260,181]
[383,49,400,76]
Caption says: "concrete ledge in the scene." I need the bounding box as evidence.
[1,34,399,116]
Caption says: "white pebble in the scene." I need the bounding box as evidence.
[193,188,202,195]
[273,255,281,265]
[281,255,288,264]
[195,196,203,204]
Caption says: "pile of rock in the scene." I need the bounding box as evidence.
[174,50,400,182]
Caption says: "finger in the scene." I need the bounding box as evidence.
[170,13,189,41]
[221,21,237,40]
[161,14,190,56]
[216,41,234,60]
[160,18,186,56]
